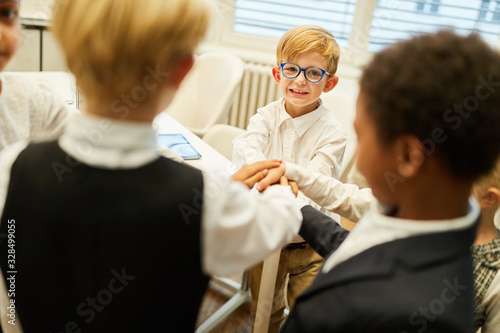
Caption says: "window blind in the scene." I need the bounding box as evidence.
[233,0,357,48]
[370,0,500,52]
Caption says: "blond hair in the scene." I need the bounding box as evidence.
[276,25,340,75]
[473,157,500,198]
[52,0,211,100]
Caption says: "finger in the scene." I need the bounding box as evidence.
[246,160,281,174]
[256,174,274,191]
[289,181,299,197]
[279,176,288,186]
[243,170,268,189]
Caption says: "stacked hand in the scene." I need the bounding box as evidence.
[231,160,298,196]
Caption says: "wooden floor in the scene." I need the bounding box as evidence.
[196,275,253,333]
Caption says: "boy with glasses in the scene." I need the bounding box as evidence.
[232,24,347,332]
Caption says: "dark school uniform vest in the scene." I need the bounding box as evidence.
[0,141,208,333]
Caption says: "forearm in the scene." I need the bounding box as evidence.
[299,205,349,258]
[202,171,302,277]
[286,162,375,222]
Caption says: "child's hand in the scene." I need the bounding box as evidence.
[288,180,299,197]
[231,160,282,189]
[256,162,286,191]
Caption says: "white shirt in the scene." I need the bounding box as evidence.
[232,97,347,178]
[0,72,74,151]
[322,198,480,273]
[0,113,302,278]
[285,162,375,222]
[232,97,347,226]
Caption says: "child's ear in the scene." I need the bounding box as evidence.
[272,66,281,84]
[396,135,426,178]
[170,54,195,89]
[323,75,339,93]
[478,187,500,209]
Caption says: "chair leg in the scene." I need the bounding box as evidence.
[196,270,251,333]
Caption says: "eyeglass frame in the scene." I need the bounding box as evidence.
[279,63,331,83]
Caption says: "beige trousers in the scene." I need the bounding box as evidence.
[249,244,323,333]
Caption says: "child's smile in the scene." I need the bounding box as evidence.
[273,50,337,118]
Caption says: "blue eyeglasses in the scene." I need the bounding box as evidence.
[280,63,331,83]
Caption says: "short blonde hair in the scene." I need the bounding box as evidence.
[473,157,500,198]
[52,0,211,99]
[276,25,340,75]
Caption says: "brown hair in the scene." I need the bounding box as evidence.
[360,30,500,180]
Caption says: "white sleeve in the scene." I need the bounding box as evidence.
[231,112,269,168]
[30,79,77,143]
[285,162,375,222]
[481,271,500,333]
[306,130,347,179]
[201,170,302,277]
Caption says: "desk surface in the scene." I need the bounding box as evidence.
[154,112,236,175]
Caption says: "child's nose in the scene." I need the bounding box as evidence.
[295,71,307,85]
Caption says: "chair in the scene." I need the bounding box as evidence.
[202,124,246,161]
[165,52,244,138]
[196,124,248,333]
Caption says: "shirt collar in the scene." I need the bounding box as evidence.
[277,97,327,137]
[59,113,158,169]
[371,197,480,234]
[322,197,480,273]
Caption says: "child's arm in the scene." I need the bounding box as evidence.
[232,111,270,168]
[306,131,347,179]
[30,78,77,143]
[201,170,302,277]
[287,163,374,222]
[231,160,282,189]
[257,162,374,222]
[299,205,349,258]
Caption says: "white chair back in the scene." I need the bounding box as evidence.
[202,124,246,161]
[165,52,244,138]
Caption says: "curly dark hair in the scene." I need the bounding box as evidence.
[360,30,500,181]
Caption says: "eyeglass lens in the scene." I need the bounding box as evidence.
[282,63,324,82]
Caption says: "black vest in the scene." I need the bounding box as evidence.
[0,141,208,332]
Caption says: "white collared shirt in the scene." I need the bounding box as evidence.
[232,97,347,178]
[0,72,75,151]
[0,113,302,278]
[232,97,347,225]
[322,198,480,273]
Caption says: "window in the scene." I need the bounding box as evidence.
[493,1,500,21]
[369,0,500,52]
[479,1,490,20]
[220,0,500,66]
[416,0,441,13]
[233,0,356,48]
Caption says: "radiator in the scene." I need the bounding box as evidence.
[227,62,281,129]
